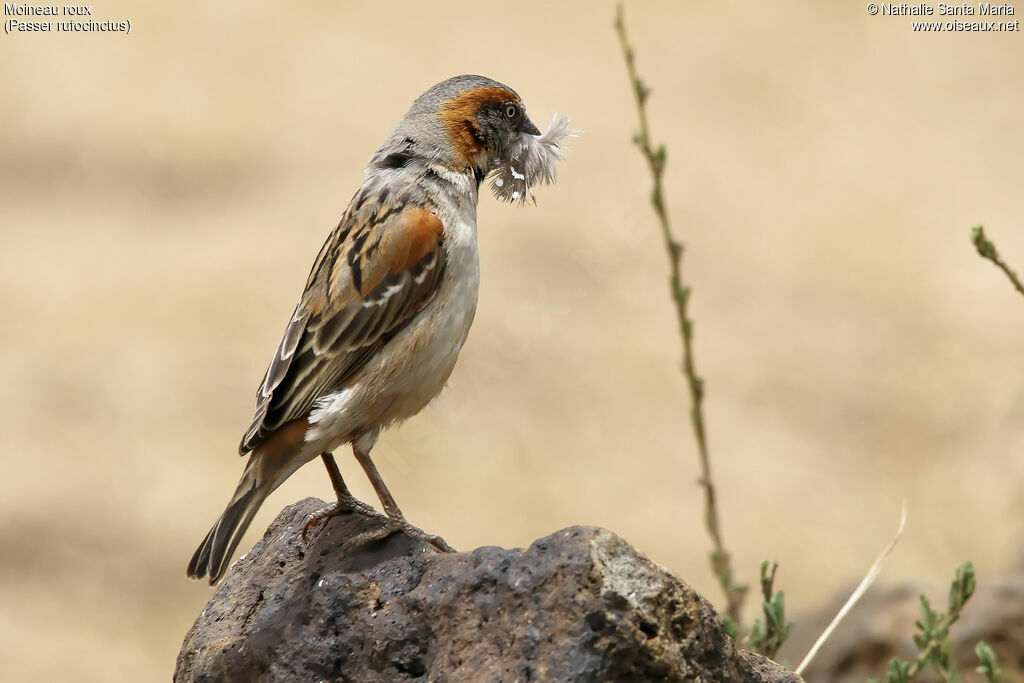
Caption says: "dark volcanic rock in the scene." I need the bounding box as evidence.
[176,498,801,682]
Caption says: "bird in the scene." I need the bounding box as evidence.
[187,74,573,584]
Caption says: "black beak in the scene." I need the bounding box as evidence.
[520,118,541,136]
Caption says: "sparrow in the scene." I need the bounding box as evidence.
[187,75,573,584]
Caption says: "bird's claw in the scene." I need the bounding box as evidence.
[341,516,455,554]
[301,498,385,544]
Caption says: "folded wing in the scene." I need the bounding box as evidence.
[239,205,446,455]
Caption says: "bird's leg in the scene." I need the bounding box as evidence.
[322,452,380,516]
[344,442,455,553]
[302,452,383,542]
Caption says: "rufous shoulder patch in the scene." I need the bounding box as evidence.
[388,208,443,274]
[438,86,519,168]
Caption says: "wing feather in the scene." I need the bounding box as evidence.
[239,204,446,455]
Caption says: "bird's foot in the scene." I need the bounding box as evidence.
[341,515,455,554]
[301,496,384,543]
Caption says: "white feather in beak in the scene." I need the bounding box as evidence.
[488,114,577,204]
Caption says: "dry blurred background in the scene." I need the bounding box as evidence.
[1,1,1022,679]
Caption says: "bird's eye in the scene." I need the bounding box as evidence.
[503,104,518,120]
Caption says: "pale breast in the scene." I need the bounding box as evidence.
[305,216,480,446]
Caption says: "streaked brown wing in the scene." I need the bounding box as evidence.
[239,204,445,455]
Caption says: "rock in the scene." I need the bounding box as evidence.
[176,498,802,682]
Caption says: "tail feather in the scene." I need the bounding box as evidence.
[187,470,271,585]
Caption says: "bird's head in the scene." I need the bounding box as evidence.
[371,75,573,203]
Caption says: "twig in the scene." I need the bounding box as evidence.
[971,226,1024,298]
[907,561,975,678]
[796,501,908,676]
[865,562,988,682]
[614,5,746,623]
[747,561,794,659]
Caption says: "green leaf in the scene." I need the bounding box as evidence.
[949,562,976,614]
[722,616,738,641]
[886,657,911,683]
[971,226,998,260]
[975,641,1004,683]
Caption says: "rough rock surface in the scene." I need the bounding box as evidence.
[176,498,802,682]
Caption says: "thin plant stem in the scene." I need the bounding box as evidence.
[971,226,1024,299]
[796,502,908,675]
[614,5,746,623]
